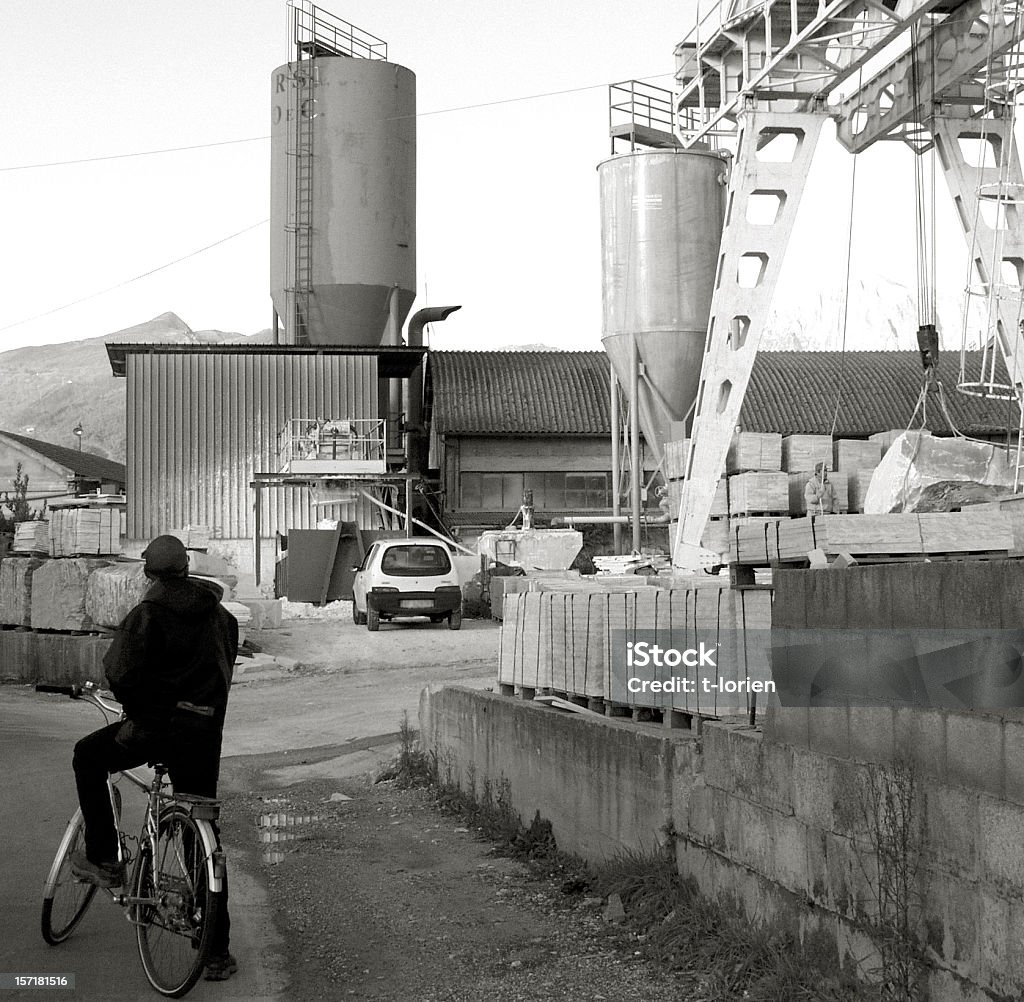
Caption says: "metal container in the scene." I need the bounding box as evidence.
[598,149,727,459]
[271,57,416,345]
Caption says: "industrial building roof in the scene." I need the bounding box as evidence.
[0,430,126,485]
[429,351,610,435]
[430,349,1022,438]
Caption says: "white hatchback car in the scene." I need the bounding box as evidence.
[351,537,463,632]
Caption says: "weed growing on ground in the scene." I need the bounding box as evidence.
[375,711,437,788]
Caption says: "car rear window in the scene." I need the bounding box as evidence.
[380,544,452,576]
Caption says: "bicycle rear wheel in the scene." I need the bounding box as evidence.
[132,806,219,998]
[41,809,98,945]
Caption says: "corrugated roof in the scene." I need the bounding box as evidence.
[429,351,610,435]
[739,351,1021,436]
[0,430,126,484]
[431,350,1021,438]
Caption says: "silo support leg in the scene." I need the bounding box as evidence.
[674,108,827,570]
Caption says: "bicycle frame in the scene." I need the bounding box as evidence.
[45,684,225,910]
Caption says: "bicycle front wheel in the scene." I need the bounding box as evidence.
[132,806,220,998]
[41,809,98,945]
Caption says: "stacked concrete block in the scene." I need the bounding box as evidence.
[30,558,114,631]
[0,557,44,627]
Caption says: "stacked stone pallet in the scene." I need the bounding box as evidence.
[730,510,1012,565]
[497,584,773,719]
[49,508,120,557]
[12,520,50,555]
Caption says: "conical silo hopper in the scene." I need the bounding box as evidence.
[270,56,416,345]
[599,148,727,463]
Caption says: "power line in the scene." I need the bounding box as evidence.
[1,136,271,173]
[1,72,674,171]
[0,219,269,334]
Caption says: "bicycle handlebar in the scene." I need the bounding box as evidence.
[36,681,122,716]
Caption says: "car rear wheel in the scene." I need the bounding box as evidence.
[367,607,380,632]
[353,601,367,626]
[447,608,462,631]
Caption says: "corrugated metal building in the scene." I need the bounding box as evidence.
[106,343,425,542]
[428,349,1022,529]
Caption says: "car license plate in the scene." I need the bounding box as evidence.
[400,599,433,610]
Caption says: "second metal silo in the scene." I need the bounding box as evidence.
[270,53,417,346]
[599,148,728,460]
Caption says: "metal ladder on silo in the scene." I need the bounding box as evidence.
[286,11,316,345]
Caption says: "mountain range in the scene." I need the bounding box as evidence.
[0,279,982,465]
[0,313,270,464]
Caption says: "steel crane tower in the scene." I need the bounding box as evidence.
[671,0,1024,571]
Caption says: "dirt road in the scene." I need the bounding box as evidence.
[222,605,684,1000]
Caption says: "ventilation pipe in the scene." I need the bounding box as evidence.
[405,305,462,473]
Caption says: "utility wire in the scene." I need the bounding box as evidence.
[0,219,269,334]
[1,136,271,173]
[2,73,673,172]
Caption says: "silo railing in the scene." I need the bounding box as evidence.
[278,418,387,470]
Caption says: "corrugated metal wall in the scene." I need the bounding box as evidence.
[126,352,378,539]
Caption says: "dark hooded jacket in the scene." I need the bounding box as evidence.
[103,576,239,729]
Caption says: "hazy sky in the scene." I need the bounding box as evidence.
[0,1,989,354]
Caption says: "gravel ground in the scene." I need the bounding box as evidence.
[219,775,689,1002]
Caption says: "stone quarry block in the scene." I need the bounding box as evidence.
[0,556,44,627]
[85,562,149,628]
[30,558,113,632]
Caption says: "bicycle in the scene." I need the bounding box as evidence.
[38,681,226,998]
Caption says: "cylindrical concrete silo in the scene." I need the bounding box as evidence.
[271,56,416,345]
[599,148,728,461]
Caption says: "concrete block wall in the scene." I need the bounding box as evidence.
[419,684,687,861]
[421,684,1024,1000]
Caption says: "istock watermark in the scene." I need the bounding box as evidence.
[609,628,1024,710]
[610,630,774,709]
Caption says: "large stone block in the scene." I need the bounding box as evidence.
[85,562,148,628]
[30,558,113,631]
[0,556,44,627]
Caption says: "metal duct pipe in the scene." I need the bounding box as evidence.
[405,304,462,473]
[550,513,671,526]
[407,305,462,346]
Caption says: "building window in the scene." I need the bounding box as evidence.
[460,472,610,509]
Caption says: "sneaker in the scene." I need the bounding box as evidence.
[204,953,238,982]
[69,850,125,888]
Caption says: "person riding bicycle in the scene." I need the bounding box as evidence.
[70,534,240,982]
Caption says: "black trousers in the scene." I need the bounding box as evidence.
[72,719,230,956]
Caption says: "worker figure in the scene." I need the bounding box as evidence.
[804,462,835,515]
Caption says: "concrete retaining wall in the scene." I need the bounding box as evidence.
[421,686,1024,1000]
[0,630,112,686]
[419,685,688,860]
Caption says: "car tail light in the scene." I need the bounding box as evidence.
[434,585,462,594]
[372,586,399,593]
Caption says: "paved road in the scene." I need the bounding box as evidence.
[0,692,288,1002]
[0,619,498,1001]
